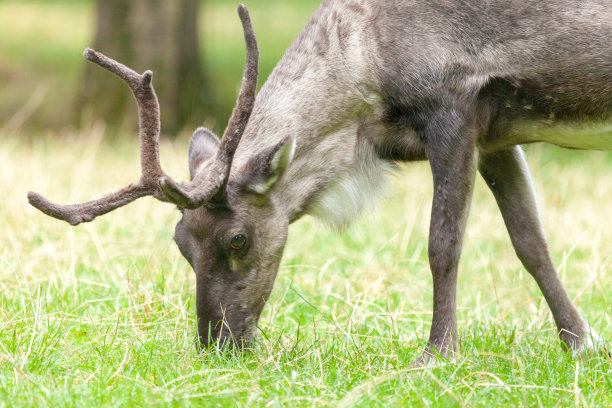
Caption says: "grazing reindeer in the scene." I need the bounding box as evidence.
[29,1,610,363]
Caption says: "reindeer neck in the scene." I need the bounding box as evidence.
[233,0,382,224]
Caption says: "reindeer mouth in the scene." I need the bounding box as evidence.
[196,313,260,352]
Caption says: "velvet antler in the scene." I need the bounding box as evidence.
[28,4,259,223]
[27,48,172,225]
[159,3,259,208]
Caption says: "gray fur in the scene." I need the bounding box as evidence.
[189,128,220,178]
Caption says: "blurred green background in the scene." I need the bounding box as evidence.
[0,0,321,137]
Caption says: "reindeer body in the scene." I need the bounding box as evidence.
[231,0,611,230]
[225,0,611,358]
[30,1,611,361]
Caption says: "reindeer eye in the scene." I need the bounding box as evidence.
[230,234,247,251]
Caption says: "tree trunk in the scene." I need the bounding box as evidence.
[79,0,206,136]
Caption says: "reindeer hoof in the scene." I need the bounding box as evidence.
[570,326,608,359]
[410,343,457,368]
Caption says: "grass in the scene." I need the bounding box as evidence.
[0,128,611,406]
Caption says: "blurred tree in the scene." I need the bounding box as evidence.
[78,0,206,136]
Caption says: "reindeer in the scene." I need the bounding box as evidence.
[29,1,610,363]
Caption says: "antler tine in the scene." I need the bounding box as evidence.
[219,4,260,159]
[28,185,151,226]
[28,48,175,226]
[83,48,167,187]
[159,4,259,209]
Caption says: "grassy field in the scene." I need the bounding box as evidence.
[1,0,612,407]
[1,131,611,406]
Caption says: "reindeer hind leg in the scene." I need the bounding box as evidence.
[478,145,605,356]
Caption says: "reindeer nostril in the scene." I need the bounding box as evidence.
[236,285,247,291]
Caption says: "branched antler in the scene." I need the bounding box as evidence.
[28,48,171,225]
[28,4,259,224]
[159,3,259,208]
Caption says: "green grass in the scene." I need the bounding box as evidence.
[1,129,611,406]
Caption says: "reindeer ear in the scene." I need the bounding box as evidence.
[189,127,220,179]
[241,137,296,195]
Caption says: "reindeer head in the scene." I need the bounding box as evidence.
[28,5,294,349]
[173,127,295,348]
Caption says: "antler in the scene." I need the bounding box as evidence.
[27,4,259,224]
[28,48,172,225]
[159,3,259,208]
